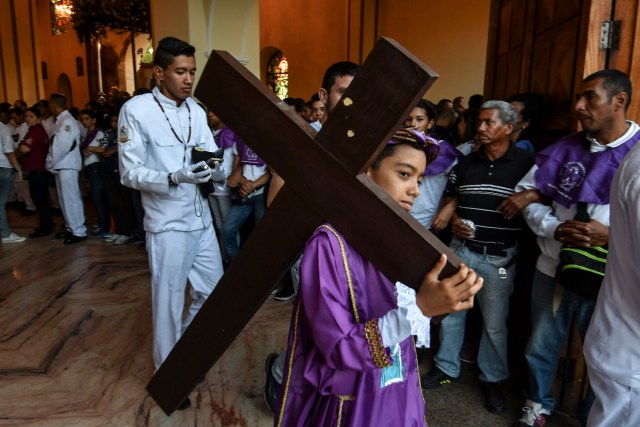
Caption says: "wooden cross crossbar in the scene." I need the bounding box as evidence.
[147,37,462,414]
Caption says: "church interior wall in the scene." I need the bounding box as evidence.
[0,0,43,106]
[36,0,89,108]
[259,0,491,103]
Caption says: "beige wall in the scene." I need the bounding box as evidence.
[259,0,491,103]
[151,0,261,94]
[0,0,43,105]
[260,0,351,99]
[378,0,491,103]
[36,0,89,107]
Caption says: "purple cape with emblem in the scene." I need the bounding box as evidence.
[425,137,460,176]
[275,225,426,427]
[534,129,640,208]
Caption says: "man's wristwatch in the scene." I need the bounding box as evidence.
[168,173,177,186]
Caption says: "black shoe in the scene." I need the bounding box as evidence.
[126,236,144,245]
[264,353,280,412]
[64,235,87,244]
[420,366,458,389]
[55,230,72,239]
[483,381,506,414]
[177,398,191,411]
[29,229,52,238]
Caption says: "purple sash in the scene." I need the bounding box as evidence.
[215,126,237,149]
[534,129,640,208]
[236,139,266,167]
[425,137,461,175]
[80,128,99,151]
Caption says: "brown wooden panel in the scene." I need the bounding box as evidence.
[616,0,640,123]
[506,47,523,97]
[535,0,556,34]
[494,54,509,100]
[554,0,582,24]
[529,32,552,95]
[546,18,580,104]
[510,1,526,48]
[499,0,513,55]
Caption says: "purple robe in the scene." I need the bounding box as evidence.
[215,126,238,149]
[534,129,640,208]
[275,225,426,427]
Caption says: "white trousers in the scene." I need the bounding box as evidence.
[55,169,86,236]
[147,224,223,370]
[587,366,640,427]
[15,178,35,210]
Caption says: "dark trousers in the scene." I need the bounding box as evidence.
[28,171,54,232]
[85,163,110,231]
[104,175,134,236]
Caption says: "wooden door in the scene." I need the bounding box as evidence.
[485,0,640,418]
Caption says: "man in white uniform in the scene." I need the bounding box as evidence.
[584,127,640,426]
[118,37,225,409]
[46,93,87,244]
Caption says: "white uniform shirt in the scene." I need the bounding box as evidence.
[83,130,105,167]
[42,116,55,138]
[46,110,82,172]
[0,122,14,168]
[232,142,268,198]
[516,122,639,277]
[584,140,640,389]
[118,87,222,233]
[12,122,28,149]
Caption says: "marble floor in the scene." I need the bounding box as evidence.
[0,206,580,427]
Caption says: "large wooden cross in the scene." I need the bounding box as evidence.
[147,37,462,414]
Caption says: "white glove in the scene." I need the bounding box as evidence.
[378,307,412,348]
[170,161,212,184]
[209,161,226,181]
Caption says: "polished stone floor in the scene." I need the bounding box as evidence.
[0,206,580,427]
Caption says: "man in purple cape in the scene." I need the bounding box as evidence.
[509,69,639,427]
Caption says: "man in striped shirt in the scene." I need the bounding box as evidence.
[421,100,535,415]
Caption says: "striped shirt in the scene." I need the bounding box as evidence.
[445,144,535,248]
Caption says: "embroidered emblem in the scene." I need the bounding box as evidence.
[118,125,130,143]
[64,125,71,132]
[380,343,405,388]
[194,146,204,151]
[558,161,586,192]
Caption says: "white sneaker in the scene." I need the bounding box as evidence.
[114,235,130,245]
[2,233,27,243]
[105,234,120,243]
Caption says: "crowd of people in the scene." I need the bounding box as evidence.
[2,35,638,427]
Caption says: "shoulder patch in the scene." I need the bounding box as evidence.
[118,125,130,143]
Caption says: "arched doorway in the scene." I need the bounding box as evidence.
[266,50,288,100]
[56,73,73,107]
[100,43,120,95]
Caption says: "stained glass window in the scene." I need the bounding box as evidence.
[50,0,74,35]
[267,51,288,100]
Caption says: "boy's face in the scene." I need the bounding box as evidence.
[367,144,426,212]
[79,113,95,129]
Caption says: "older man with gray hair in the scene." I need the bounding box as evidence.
[421,100,536,414]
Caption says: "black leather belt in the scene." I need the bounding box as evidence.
[464,242,511,257]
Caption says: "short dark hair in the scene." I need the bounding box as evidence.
[25,106,42,118]
[321,61,359,93]
[9,107,24,117]
[49,93,67,109]
[583,69,632,110]
[154,37,196,69]
[468,94,484,109]
[416,99,437,122]
[79,109,98,120]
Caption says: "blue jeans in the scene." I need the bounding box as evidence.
[85,163,109,231]
[221,192,266,262]
[434,238,517,382]
[525,269,596,411]
[0,167,14,237]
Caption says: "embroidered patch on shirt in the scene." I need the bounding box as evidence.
[380,343,405,388]
[118,125,130,143]
[64,125,71,132]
